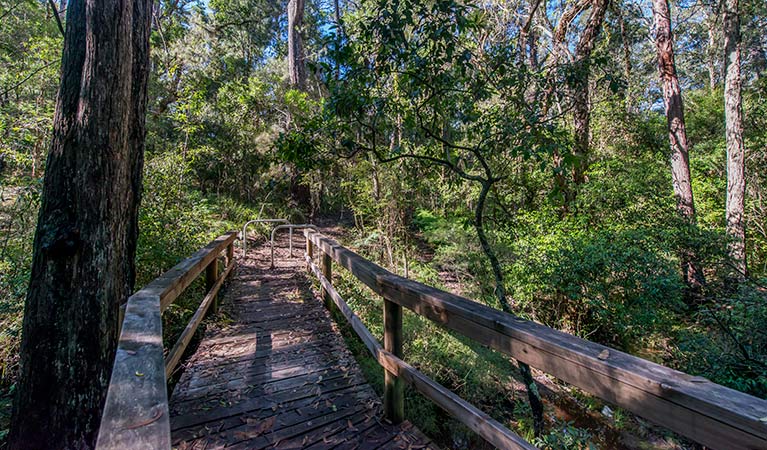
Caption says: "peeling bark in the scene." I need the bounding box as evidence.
[551,0,609,207]
[288,0,307,90]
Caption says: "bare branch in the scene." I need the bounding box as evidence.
[48,0,65,37]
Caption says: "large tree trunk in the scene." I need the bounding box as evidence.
[652,0,706,297]
[8,0,152,448]
[287,0,309,210]
[518,0,541,69]
[614,2,633,111]
[723,0,747,278]
[288,0,306,90]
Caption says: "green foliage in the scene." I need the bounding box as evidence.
[0,185,40,386]
[532,421,598,450]
[674,286,767,398]
[331,260,522,445]
[1,0,767,447]
[137,152,264,344]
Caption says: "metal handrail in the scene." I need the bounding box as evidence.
[241,218,288,255]
[270,224,318,268]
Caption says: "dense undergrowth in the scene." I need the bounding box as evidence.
[322,211,766,449]
[2,107,766,449]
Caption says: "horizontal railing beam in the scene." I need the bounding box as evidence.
[96,292,169,449]
[377,349,536,450]
[98,231,238,450]
[139,231,238,312]
[165,257,236,377]
[305,230,767,450]
[304,253,534,450]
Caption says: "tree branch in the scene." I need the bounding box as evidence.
[48,0,65,37]
[0,61,56,98]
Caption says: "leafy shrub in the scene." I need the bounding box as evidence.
[508,225,685,349]
[0,185,40,386]
[532,420,598,450]
[674,285,767,398]
[138,151,264,345]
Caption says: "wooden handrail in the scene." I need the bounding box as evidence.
[96,231,238,450]
[304,254,535,450]
[305,229,767,450]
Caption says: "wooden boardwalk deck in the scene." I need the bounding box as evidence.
[168,235,438,450]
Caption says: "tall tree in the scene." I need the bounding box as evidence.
[723,0,747,278]
[551,0,609,206]
[568,0,608,189]
[8,0,153,448]
[288,0,307,90]
[652,0,706,296]
[286,0,312,209]
[518,0,542,69]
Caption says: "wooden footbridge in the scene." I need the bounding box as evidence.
[95,229,767,449]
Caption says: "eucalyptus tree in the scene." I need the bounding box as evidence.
[723,0,747,279]
[8,0,153,447]
[652,0,706,298]
[288,0,307,90]
[550,0,609,206]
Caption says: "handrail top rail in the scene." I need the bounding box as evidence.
[303,253,535,449]
[304,229,767,450]
[136,231,237,311]
[97,231,238,450]
[269,224,318,268]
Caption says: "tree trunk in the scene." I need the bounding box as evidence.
[652,0,706,297]
[288,0,306,90]
[707,8,720,90]
[287,0,309,208]
[334,0,342,81]
[474,180,544,436]
[723,0,747,279]
[614,2,633,111]
[550,0,608,208]
[570,0,609,190]
[519,0,541,69]
[8,0,153,448]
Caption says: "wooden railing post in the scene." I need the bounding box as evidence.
[306,237,313,273]
[226,242,234,279]
[383,297,404,424]
[206,257,219,315]
[321,252,333,311]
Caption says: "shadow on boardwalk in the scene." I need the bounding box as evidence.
[168,234,438,449]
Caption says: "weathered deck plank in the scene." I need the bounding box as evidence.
[169,235,437,450]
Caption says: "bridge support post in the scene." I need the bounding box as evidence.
[321,253,333,312]
[206,258,219,315]
[226,243,234,279]
[306,238,313,273]
[383,298,404,424]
